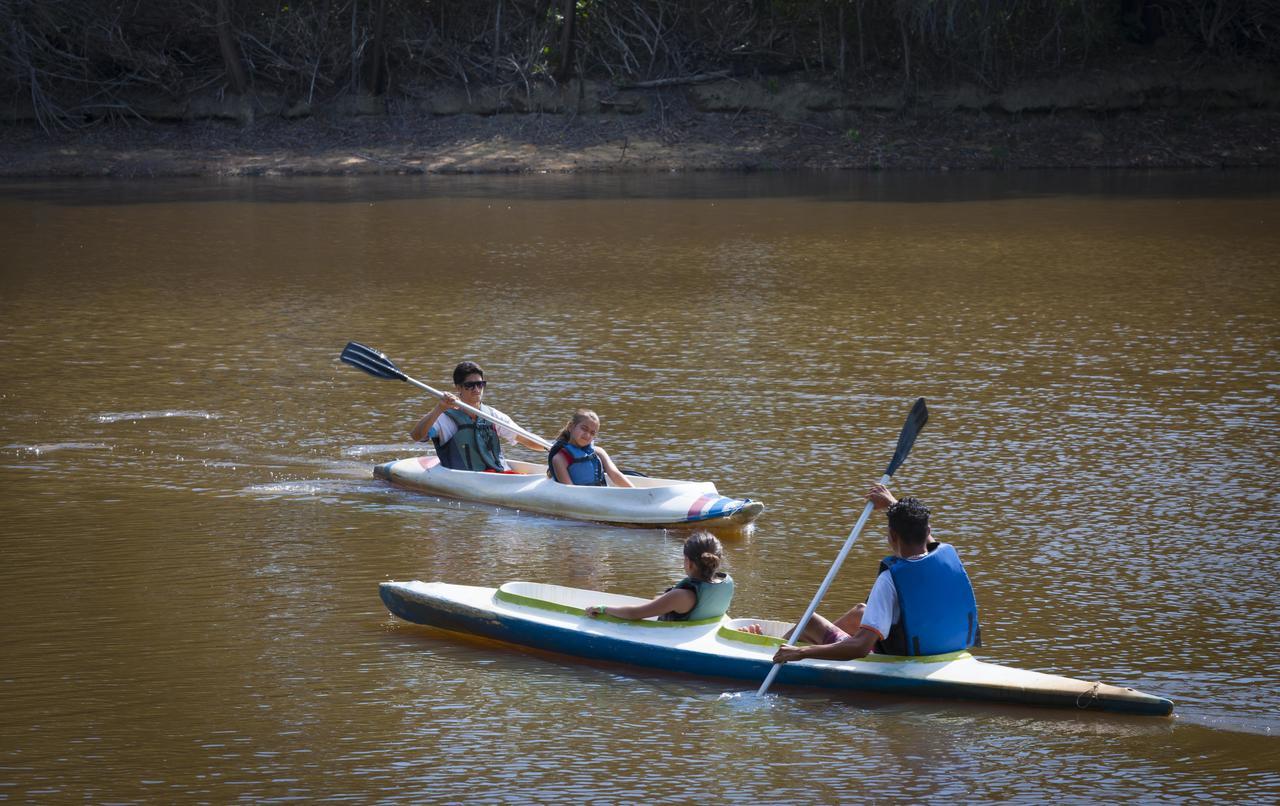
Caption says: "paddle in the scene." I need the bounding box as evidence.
[339,341,554,450]
[755,397,929,696]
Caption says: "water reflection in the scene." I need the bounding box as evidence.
[5,169,1280,208]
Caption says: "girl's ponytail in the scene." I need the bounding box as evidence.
[683,532,724,581]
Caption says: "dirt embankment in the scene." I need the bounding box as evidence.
[2,68,1278,178]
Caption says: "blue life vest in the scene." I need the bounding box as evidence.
[875,542,980,656]
[432,408,506,472]
[658,573,735,622]
[546,438,606,486]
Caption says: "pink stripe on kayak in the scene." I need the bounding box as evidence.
[687,493,715,519]
[417,456,440,470]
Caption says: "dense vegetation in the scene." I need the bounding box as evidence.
[4,0,1277,129]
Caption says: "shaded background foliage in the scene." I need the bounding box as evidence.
[3,0,1277,129]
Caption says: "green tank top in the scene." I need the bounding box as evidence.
[658,573,734,621]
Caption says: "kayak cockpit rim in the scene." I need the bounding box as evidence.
[495,581,726,627]
[716,619,973,662]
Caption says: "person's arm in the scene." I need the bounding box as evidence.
[773,629,877,663]
[585,587,695,621]
[489,409,544,453]
[773,572,894,664]
[551,451,574,484]
[596,448,634,488]
[410,393,460,442]
[515,434,546,452]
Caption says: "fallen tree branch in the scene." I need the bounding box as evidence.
[617,69,729,89]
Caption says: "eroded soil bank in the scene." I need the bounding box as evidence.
[3,72,1278,177]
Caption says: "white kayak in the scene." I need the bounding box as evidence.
[379,580,1175,716]
[374,456,765,530]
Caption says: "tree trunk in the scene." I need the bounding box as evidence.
[215,0,248,95]
[364,0,388,94]
[554,0,576,82]
[837,1,847,78]
[307,0,332,105]
[857,0,865,68]
[350,0,358,92]
[896,0,912,91]
[492,0,503,81]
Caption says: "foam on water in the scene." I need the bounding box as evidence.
[95,410,220,423]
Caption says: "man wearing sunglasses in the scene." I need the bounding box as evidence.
[410,360,540,472]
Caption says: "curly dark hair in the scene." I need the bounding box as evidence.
[452,361,484,385]
[886,497,931,544]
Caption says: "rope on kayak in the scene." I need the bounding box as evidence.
[1076,682,1101,709]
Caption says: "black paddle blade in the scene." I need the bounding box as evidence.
[884,397,929,478]
[340,341,408,382]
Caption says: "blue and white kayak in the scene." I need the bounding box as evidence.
[374,456,764,530]
[379,580,1174,717]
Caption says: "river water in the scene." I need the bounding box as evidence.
[2,171,1277,802]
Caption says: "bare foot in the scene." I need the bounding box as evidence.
[737,623,764,635]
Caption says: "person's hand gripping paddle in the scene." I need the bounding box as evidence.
[339,341,553,449]
[755,397,929,697]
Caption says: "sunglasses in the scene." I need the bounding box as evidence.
[460,380,487,390]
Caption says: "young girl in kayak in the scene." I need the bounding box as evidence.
[547,408,633,488]
[585,532,734,622]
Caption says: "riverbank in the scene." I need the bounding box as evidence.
[4,74,1278,177]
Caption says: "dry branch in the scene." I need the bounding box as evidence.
[618,69,730,89]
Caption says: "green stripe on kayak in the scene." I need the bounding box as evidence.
[717,625,789,648]
[715,625,971,662]
[495,587,724,627]
[857,649,971,664]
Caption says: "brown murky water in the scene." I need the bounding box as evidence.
[2,172,1277,801]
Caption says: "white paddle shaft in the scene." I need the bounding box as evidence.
[756,472,891,696]
[405,377,553,450]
